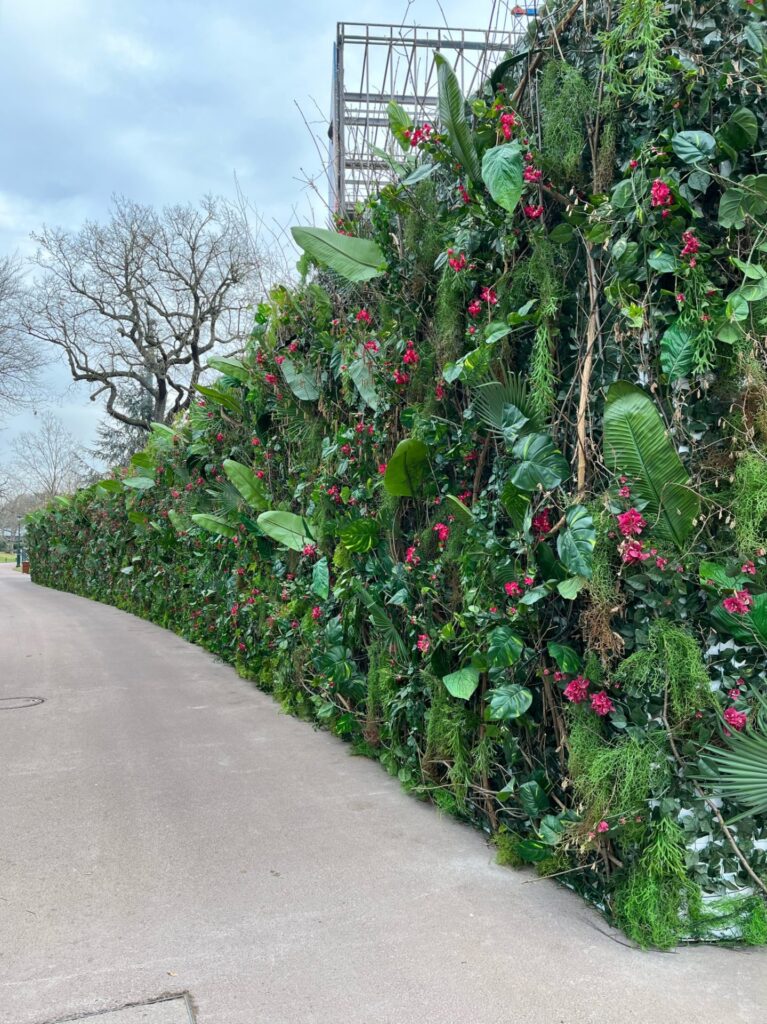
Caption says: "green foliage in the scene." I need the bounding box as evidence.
[602,0,672,103]
[734,453,767,556]
[539,61,593,182]
[290,227,386,283]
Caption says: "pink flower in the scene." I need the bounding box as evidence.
[405,545,420,566]
[435,382,445,400]
[302,544,317,557]
[255,470,265,479]
[264,373,278,385]
[622,540,650,564]
[363,339,379,353]
[230,603,239,617]
[523,576,535,586]
[651,178,672,207]
[656,556,668,570]
[356,308,372,324]
[564,676,590,703]
[597,820,610,834]
[311,606,322,620]
[238,642,247,652]
[216,432,225,442]
[416,634,430,653]
[724,706,747,731]
[523,165,543,183]
[590,691,615,716]
[618,485,631,498]
[458,182,471,204]
[393,369,409,385]
[617,508,647,537]
[504,581,522,597]
[722,589,753,615]
[467,299,482,317]
[480,286,498,305]
[433,522,450,544]
[448,250,467,272]
[676,293,685,304]
[402,340,420,365]
[742,561,756,575]
[728,688,742,700]
[377,462,387,475]
[680,230,700,258]
[275,355,285,365]
[523,204,544,219]
[500,111,516,140]
[531,508,552,536]
[629,159,639,170]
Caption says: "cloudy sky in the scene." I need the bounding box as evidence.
[0,0,502,467]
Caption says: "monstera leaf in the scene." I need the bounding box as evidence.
[339,519,379,553]
[434,53,481,182]
[511,433,569,491]
[442,665,481,700]
[223,460,269,510]
[383,438,429,497]
[603,381,699,547]
[481,142,524,214]
[291,227,386,283]
[257,511,314,551]
[557,505,596,579]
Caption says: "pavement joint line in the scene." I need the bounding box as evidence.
[38,993,196,1024]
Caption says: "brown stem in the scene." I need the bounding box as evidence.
[511,0,584,108]
[478,672,499,830]
[576,243,601,499]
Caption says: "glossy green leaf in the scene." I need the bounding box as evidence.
[487,683,533,721]
[190,513,237,537]
[223,460,269,510]
[487,625,524,667]
[442,665,481,700]
[481,142,524,214]
[348,358,380,410]
[434,53,481,182]
[547,642,582,673]
[387,100,412,151]
[383,438,429,497]
[339,519,379,552]
[717,107,758,154]
[257,511,314,551]
[279,358,319,401]
[194,384,243,416]
[291,227,386,283]
[311,557,330,600]
[671,129,716,164]
[557,505,596,579]
[511,433,569,491]
[207,356,250,383]
[660,320,697,381]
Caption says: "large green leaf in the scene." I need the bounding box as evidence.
[547,642,582,673]
[603,382,699,547]
[487,683,533,721]
[279,358,319,401]
[348,358,380,410]
[190,513,237,538]
[290,226,386,283]
[223,460,269,510]
[339,519,379,553]
[717,107,758,155]
[442,665,481,700]
[194,384,243,416]
[311,557,330,600]
[387,100,413,151]
[434,53,481,182]
[207,356,250,383]
[671,129,716,164]
[383,438,429,497]
[511,433,569,491]
[660,320,696,381]
[557,505,595,579]
[500,480,530,531]
[487,625,524,667]
[352,581,407,661]
[481,142,524,214]
[718,175,767,229]
[710,592,767,646]
[700,692,767,821]
[257,511,314,551]
[123,476,155,491]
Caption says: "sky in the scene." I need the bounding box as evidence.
[0,0,502,467]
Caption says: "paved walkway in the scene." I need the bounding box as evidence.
[1,564,765,1024]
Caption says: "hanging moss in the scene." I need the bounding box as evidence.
[614,817,700,949]
[568,708,661,824]
[539,61,594,184]
[433,266,466,367]
[593,118,618,192]
[424,673,473,809]
[615,620,713,726]
[734,452,767,556]
[528,322,556,420]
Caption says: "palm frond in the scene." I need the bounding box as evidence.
[471,371,542,437]
[699,691,767,821]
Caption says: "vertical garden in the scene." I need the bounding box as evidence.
[29,0,767,947]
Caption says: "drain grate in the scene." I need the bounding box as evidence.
[0,696,44,710]
[45,994,194,1024]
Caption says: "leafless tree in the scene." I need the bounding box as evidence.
[19,195,261,433]
[0,256,46,421]
[11,412,89,499]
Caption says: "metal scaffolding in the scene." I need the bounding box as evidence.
[329,4,539,214]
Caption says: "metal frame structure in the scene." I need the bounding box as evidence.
[329,4,539,214]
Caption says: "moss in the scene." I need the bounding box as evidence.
[539,61,593,184]
[528,322,556,421]
[568,708,661,825]
[493,830,525,868]
[424,673,473,809]
[688,892,767,946]
[433,266,466,367]
[535,849,571,877]
[614,817,700,949]
[615,619,713,726]
[733,451,767,556]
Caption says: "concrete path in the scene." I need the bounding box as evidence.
[1,563,765,1024]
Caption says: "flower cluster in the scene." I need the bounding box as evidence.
[722,589,753,615]
[403,122,433,147]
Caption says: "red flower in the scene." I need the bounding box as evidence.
[311,606,322,620]
[523,165,542,183]
[480,286,498,305]
[742,561,756,575]
[680,230,700,258]
[467,299,482,317]
[564,676,590,703]
[405,545,420,566]
[723,590,753,615]
[531,508,552,535]
[377,462,387,475]
[402,340,420,365]
[216,432,225,442]
[622,540,650,564]
[356,308,372,323]
[393,369,409,385]
[416,634,430,653]
[590,691,615,716]
[597,820,610,833]
[504,581,522,597]
[433,522,450,544]
[500,112,516,140]
[302,544,317,557]
[523,204,544,219]
[617,508,647,537]
[650,178,672,207]
[448,251,467,272]
[264,373,278,385]
[724,706,747,731]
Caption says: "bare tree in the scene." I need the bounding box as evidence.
[19,195,261,434]
[11,412,89,499]
[0,256,46,421]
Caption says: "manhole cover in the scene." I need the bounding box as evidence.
[47,994,194,1023]
[0,696,44,710]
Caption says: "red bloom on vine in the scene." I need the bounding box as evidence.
[617,508,647,536]
[500,112,516,140]
[393,369,409,385]
[356,308,372,323]
[302,544,317,557]
[433,522,450,544]
[447,250,466,271]
[596,820,610,833]
[405,545,420,566]
[724,706,747,731]
[480,286,498,305]
[722,589,753,615]
[590,691,615,716]
[311,606,322,620]
[618,485,631,498]
[416,634,431,654]
[523,165,542,183]
[216,432,224,442]
[563,676,590,703]
[680,230,700,258]
[523,204,544,219]
[531,508,552,535]
[468,299,482,317]
[265,373,278,385]
[504,581,522,597]
[622,540,650,564]
[402,340,420,365]
[363,340,379,352]
[435,382,445,400]
[650,178,672,207]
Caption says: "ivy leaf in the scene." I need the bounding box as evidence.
[518,780,549,816]
[442,665,481,700]
[383,438,429,497]
[511,433,569,491]
[487,683,533,721]
[671,129,716,164]
[487,625,524,667]
[481,142,524,214]
[291,227,386,283]
[257,511,314,551]
[311,557,330,600]
[660,320,697,381]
